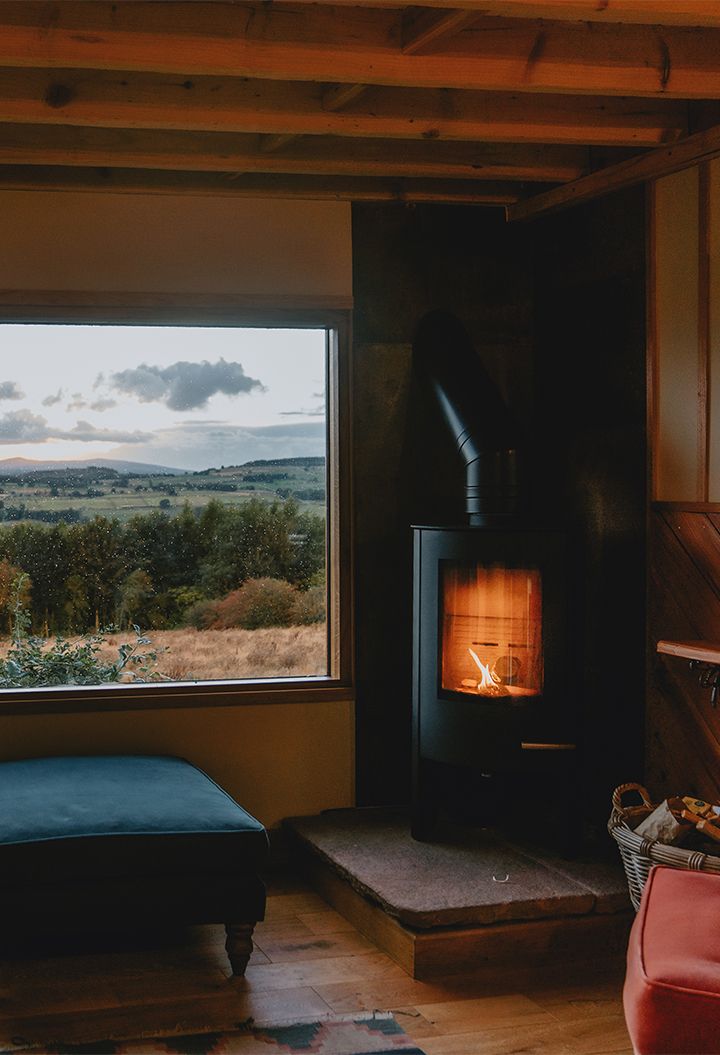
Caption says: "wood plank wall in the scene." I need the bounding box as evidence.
[648,160,720,800]
[648,506,720,801]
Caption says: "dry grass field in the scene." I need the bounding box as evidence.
[101,625,328,681]
[0,624,328,683]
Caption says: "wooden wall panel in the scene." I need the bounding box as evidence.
[661,509,720,606]
[654,169,700,501]
[646,670,720,806]
[647,506,720,801]
[709,159,720,499]
[647,167,720,805]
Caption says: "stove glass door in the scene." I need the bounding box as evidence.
[440,562,543,698]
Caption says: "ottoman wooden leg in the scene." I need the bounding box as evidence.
[225,921,256,976]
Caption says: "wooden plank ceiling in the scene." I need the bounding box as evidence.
[1,1,720,218]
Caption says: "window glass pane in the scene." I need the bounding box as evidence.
[0,324,329,689]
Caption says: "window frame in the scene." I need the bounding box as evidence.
[0,293,354,715]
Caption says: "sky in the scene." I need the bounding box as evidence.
[0,324,327,471]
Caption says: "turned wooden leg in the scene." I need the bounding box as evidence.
[225,921,256,976]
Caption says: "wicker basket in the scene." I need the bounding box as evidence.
[609,782,720,910]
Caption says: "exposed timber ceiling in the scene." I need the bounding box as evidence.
[2,1,720,219]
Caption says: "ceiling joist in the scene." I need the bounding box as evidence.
[507,120,720,221]
[0,124,593,182]
[261,81,369,153]
[296,1,720,29]
[0,165,527,205]
[1,4,720,100]
[401,9,480,54]
[0,71,688,149]
[0,1,716,213]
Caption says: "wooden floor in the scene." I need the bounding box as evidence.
[1,872,633,1054]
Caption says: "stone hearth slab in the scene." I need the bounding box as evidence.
[284,808,630,929]
[507,840,632,915]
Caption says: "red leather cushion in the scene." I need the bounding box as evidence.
[624,866,720,1054]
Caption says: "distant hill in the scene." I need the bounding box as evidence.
[0,457,183,476]
[239,456,325,468]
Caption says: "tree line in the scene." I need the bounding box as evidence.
[0,498,325,636]
[0,504,84,524]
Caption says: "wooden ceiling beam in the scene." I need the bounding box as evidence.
[262,81,369,153]
[507,121,720,220]
[297,1,720,28]
[0,125,592,182]
[0,165,526,204]
[322,83,369,111]
[0,70,687,149]
[401,10,479,54]
[260,133,300,154]
[0,4,719,99]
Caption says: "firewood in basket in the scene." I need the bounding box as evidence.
[695,817,720,843]
[680,809,720,843]
[681,797,720,821]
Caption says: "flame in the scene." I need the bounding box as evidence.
[468,647,509,697]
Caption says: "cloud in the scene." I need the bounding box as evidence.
[64,420,154,444]
[178,419,228,426]
[42,388,64,407]
[0,409,152,445]
[280,394,325,418]
[51,392,116,412]
[0,410,53,443]
[0,381,24,401]
[110,358,264,411]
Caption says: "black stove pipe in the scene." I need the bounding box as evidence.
[413,310,521,524]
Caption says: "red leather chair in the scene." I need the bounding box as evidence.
[624,866,720,1054]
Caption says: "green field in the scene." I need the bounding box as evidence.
[0,458,326,524]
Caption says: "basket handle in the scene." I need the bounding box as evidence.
[610,782,654,825]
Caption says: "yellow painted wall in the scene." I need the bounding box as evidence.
[0,701,354,829]
[0,189,355,828]
[0,190,352,297]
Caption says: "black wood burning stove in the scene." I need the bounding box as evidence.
[411,313,577,845]
[411,523,576,838]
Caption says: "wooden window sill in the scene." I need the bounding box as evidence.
[0,678,355,716]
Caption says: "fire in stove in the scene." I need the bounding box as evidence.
[441,562,543,699]
[466,647,511,697]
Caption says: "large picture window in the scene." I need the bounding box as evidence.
[0,314,349,702]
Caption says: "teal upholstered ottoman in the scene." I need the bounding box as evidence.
[0,754,268,974]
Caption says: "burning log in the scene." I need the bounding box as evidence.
[468,647,511,697]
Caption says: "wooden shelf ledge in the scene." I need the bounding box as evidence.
[657,640,720,665]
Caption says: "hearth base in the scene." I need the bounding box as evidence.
[284,809,632,979]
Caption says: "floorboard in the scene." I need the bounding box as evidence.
[0,872,632,1054]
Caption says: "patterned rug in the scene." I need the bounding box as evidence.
[22,1014,427,1055]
